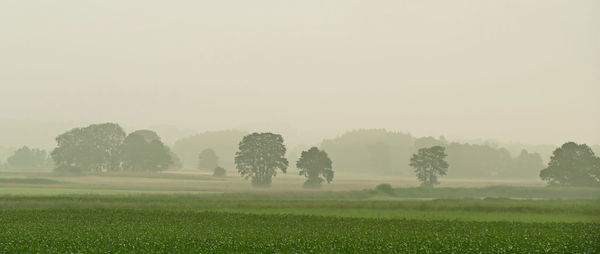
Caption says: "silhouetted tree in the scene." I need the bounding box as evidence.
[235,133,288,187]
[540,142,600,186]
[51,123,126,173]
[6,146,51,170]
[213,166,226,177]
[296,147,334,188]
[197,149,219,170]
[409,146,449,187]
[119,133,172,172]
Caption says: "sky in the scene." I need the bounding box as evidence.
[1,0,599,146]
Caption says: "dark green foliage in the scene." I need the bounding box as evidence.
[120,133,172,172]
[235,133,288,187]
[375,183,394,195]
[213,166,226,177]
[172,130,248,170]
[296,147,334,189]
[410,146,449,187]
[5,146,51,171]
[0,210,597,253]
[51,123,126,173]
[197,149,219,171]
[540,142,600,187]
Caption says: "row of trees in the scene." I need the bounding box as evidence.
[51,123,178,174]
[234,133,334,188]
[22,123,598,188]
[409,142,600,187]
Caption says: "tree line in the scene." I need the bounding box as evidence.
[2,123,599,188]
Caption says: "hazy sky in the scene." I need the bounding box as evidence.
[1,0,599,145]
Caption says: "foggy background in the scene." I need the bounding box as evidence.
[1,0,599,150]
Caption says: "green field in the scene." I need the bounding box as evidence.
[0,209,598,253]
[1,172,599,253]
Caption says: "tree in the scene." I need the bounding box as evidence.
[131,129,181,170]
[213,166,226,177]
[540,142,600,186]
[6,146,51,170]
[119,133,172,172]
[197,149,219,170]
[296,147,334,188]
[130,129,161,143]
[234,133,288,187]
[51,123,126,173]
[409,146,449,187]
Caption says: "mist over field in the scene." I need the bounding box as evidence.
[1,1,599,253]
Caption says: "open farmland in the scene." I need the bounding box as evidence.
[0,209,598,253]
[1,172,599,253]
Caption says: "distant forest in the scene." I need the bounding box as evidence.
[321,130,544,179]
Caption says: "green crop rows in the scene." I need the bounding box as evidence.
[0,209,598,253]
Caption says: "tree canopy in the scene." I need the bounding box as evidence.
[409,146,449,187]
[234,133,288,187]
[296,147,334,188]
[119,133,172,172]
[51,123,126,173]
[5,146,51,170]
[540,142,600,186]
[197,149,219,171]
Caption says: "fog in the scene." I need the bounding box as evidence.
[1,0,599,147]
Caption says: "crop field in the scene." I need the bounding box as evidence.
[0,209,598,253]
[1,172,599,253]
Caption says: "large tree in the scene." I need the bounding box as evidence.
[296,147,334,189]
[540,142,600,186]
[51,123,126,173]
[119,133,172,172]
[130,129,181,170]
[197,148,219,170]
[409,146,449,187]
[234,133,288,187]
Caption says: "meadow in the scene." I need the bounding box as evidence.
[1,171,599,253]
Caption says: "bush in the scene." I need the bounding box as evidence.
[213,166,226,177]
[375,184,394,195]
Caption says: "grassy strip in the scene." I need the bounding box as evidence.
[1,195,598,222]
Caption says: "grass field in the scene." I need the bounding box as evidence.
[1,171,599,253]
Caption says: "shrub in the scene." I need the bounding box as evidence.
[375,183,394,195]
[213,166,226,177]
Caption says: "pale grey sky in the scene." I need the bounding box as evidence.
[1,0,599,145]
